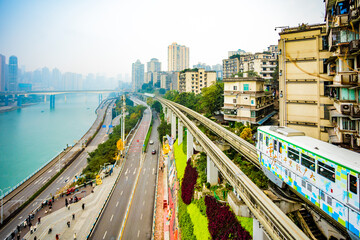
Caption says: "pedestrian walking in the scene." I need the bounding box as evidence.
[82,203,85,210]
[73,233,77,240]
[67,221,70,228]
[65,198,68,207]
[56,234,60,240]
[17,233,20,240]
[34,236,37,240]
[38,217,41,224]
[72,213,75,220]
[52,196,55,202]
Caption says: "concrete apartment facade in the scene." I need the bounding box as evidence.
[178,68,216,94]
[324,0,360,149]
[168,42,189,72]
[132,59,144,92]
[223,76,274,124]
[222,58,240,78]
[278,24,333,141]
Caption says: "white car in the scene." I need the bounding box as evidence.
[149,140,154,145]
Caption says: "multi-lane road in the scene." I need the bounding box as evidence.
[90,98,159,240]
[0,99,116,239]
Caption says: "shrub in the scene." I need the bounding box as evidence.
[174,140,187,180]
[205,182,211,189]
[205,195,252,240]
[187,203,211,240]
[178,190,196,240]
[181,159,198,205]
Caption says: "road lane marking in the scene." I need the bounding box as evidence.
[103,231,107,239]
[48,169,52,173]
[143,200,145,206]
[110,214,114,222]
[137,230,140,238]
[116,201,119,207]
[133,168,136,175]
[145,190,147,194]
[140,214,143,220]
[121,191,123,196]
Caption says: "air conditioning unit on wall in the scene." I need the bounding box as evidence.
[341,103,352,115]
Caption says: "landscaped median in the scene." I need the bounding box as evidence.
[173,138,253,239]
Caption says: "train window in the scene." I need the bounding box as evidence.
[307,183,312,192]
[301,154,315,171]
[288,147,300,163]
[320,191,325,201]
[266,136,269,147]
[327,196,332,206]
[274,139,277,151]
[317,161,335,182]
[279,142,282,154]
[349,175,358,194]
[259,133,263,143]
[302,180,306,188]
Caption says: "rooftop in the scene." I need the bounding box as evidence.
[223,77,265,82]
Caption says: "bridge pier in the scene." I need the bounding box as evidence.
[17,95,22,107]
[4,96,9,106]
[171,112,176,140]
[166,108,171,124]
[50,95,55,109]
[178,120,183,145]
[186,128,193,160]
[99,94,103,104]
[207,155,219,185]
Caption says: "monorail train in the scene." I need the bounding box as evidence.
[256,126,360,239]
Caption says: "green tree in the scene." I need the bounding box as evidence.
[159,88,166,94]
[152,100,162,113]
[200,82,224,116]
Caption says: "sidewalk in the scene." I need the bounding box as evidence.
[23,162,124,240]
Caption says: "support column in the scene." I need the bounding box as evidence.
[17,95,22,107]
[99,93,103,104]
[207,155,219,185]
[50,95,55,109]
[171,112,176,140]
[187,129,193,160]
[167,108,171,124]
[178,121,183,145]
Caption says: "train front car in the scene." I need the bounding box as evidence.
[256,126,360,239]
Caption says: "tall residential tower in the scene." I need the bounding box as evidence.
[132,60,144,92]
[8,56,18,92]
[0,54,5,91]
[168,42,189,72]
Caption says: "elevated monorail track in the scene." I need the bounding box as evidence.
[157,97,350,239]
[157,97,309,240]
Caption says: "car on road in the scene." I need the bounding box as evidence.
[152,149,156,155]
[149,140,154,145]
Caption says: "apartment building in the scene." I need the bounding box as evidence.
[178,68,216,94]
[278,24,333,141]
[168,42,189,72]
[223,75,275,124]
[324,0,360,149]
[222,57,240,78]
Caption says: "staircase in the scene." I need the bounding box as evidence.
[297,208,327,240]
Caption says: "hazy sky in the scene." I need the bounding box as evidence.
[0,0,325,78]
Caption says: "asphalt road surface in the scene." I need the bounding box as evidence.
[90,99,153,240]
[0,99,116,239]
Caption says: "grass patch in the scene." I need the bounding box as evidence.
[143,123,153,152]
[174,139,187,181]
[236,216,253,237]
[187,203,211,240]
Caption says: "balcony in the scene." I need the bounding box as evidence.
[334,72,359,85]
[333,15,349,27]
[328,28,358,51]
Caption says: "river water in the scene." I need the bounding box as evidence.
[0,94,104,191]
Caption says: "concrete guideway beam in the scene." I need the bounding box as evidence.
[207,155,219,185]
[186,129,193,160]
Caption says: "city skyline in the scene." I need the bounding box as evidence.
[0,0,325,77]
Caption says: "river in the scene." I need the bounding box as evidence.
[0,94,106,191]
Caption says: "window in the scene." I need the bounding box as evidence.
[266,136,269,147]
[259,133,263,143]
[288,147,300,163]
[233,86,237,90]
[251,111,256,117]
[349,175,358,194]
[274,139,277,151]
[251,100,254,105]
[341,88,356,101]
[327,196,332,206]
[301,154,315,171]
[307,183,312,192]
[302,180,306,188]
[244,84,249,91]
[342,118,356,130]
[279,142,282,154]
[318,161,335,182]
[233,98,237,103]
[320,191,325,201]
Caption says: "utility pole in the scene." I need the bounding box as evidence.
[121,95,126,158]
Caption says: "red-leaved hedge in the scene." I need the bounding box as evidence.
[205,195,252,240]
[181,158,198,205]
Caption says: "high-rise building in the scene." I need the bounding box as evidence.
[168,42,189,72]
[147,58,161,73]
[52,68,62,90]
[8,56,18,92]
[0,54,5,91]
[278,24,333,141]
[132,60,144,92]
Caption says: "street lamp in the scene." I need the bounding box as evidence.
[0,187,11,224]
